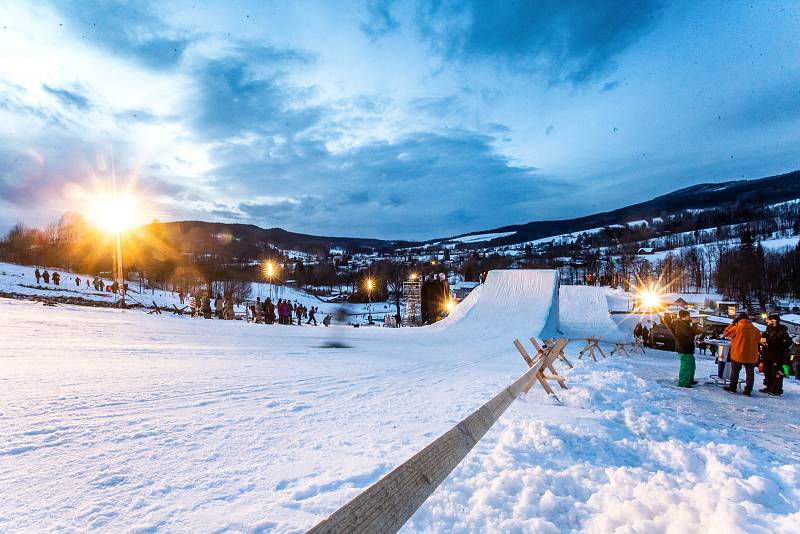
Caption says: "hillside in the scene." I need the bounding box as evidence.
[446,170,800,247]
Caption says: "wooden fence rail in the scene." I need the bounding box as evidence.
[307,339,569,534]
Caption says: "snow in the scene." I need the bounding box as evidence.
[559,285,626,342]
[449,231,517,244]
[2,266,799,532]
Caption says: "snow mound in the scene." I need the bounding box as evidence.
[433,269,559,342]
[559,285,626,342]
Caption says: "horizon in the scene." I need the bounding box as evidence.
[2,1,800,240]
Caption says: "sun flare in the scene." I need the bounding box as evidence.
[87,193,140,234]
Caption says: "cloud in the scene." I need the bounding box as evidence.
[417,0,661,85]
[42,83,92,111]
[188,46,319,140]
[50,0,192,69]
[361,0,401,39]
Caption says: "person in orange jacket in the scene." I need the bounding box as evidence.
[722,312,761,396]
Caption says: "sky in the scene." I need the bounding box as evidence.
[1,0,799,240]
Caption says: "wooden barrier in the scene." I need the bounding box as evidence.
[577,336,605,361]
[609,342,630,358]
[514,338,570,395]
[307,340,568,534]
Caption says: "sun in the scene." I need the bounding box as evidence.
[87,193,141,234]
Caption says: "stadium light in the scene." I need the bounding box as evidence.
[636,283,664,311]
[262,260,278,299]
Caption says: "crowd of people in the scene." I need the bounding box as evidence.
[636,311,799,397]
[34,269,128,294]
[177,291,328,326]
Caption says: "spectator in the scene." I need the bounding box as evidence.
[75,277,81,287]
[215,294,224,319]
[52,272,60,285]
[760,314,792,396]
[42,270,50,284]
[723,312,761,396]
[667,310,702,387]
[790,336,800,380]
[34,269,41,284]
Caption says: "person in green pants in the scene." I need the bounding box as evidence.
[668,310,703,387]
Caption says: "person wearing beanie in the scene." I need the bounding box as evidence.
[668,309,703,387]
[723,312,761,396]
[760,313,792,396]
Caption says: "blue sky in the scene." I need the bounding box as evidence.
[1,0,799,240]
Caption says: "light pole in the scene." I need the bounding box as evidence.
[366,277,374,323]
[263,260,276,299]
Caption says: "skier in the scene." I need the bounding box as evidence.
[723,313,760,396]
[34,269,41,284]
[667,310,702,387]
[52,272,60,286]
[42,270,50,284]
[759,314,792,396]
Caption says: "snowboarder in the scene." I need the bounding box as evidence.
[34,269,41,284]
[667,310,702,387]
[759,314,792,396]
[42,270,50,284]
[52,272,60,286]
[722,313,760,396]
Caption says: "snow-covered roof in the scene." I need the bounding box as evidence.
[781,313,800,325]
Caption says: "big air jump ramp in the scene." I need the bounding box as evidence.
[430,270,625,343]
[431,269,560,342]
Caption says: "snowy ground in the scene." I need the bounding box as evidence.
[2,296,799,532]
[0,262,395,322]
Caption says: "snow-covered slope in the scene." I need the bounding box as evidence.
[559,285,626,342]
[432,269,559,342]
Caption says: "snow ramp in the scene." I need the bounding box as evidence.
[558,285,626,342]
[433,269,559,342]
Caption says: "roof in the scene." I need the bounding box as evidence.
[700,315,767,332]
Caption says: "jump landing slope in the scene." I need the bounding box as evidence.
[432,269,560,342]
[558,285,626,342]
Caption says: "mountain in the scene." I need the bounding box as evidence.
[444,170,800,247]
[148,170,800,258]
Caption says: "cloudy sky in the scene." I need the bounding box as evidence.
[1,1,799,240]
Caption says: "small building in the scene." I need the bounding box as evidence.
[716,301,738,318]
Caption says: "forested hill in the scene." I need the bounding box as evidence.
[145,221,412,259]
[448,170,800,247]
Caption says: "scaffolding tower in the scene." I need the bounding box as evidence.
[403,279,422,325]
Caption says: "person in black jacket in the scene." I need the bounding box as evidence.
[760,314,792,396]
[668,310,703,387]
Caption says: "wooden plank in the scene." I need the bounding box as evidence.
[307,339,568,534]
[513,339,534,367]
